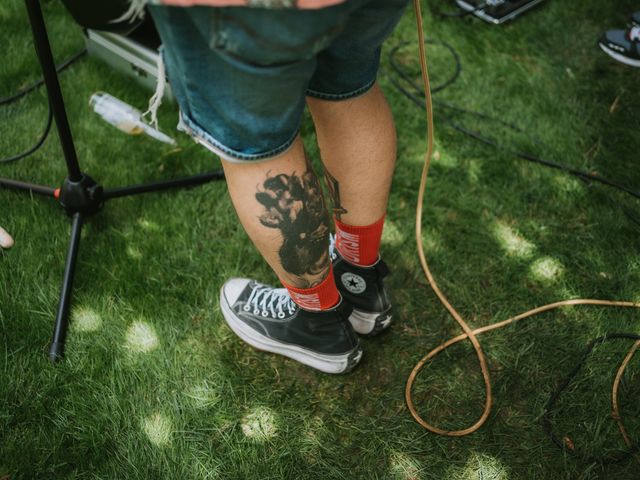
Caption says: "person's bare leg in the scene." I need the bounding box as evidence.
[307,83,396,226]
[220,135,358,374]
[221,135,331,289]
[307,83,395,336]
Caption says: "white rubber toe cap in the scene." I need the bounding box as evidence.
[222,278,252,306]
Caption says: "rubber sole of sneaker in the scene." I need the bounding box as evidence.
[349,307,392,338]
[219,288,363,374]
[599,42,640,67]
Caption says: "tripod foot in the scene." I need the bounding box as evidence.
[49,342,64,363]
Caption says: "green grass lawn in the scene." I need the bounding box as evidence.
[1,0,639,478]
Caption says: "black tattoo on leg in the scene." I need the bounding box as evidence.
[255,159,330,287]
[324,168,348,221]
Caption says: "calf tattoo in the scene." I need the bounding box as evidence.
[324,169,348,221]
[255,161,329,287]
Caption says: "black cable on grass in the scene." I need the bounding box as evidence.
[390,40,461,94]
[389,42,544,143]
[0,104,53,165]
[0,48,87,106]
[542,333,640,465]
[388,41,640,202]
[0,48,86,165]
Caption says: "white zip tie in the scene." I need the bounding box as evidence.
[143,51,167,131]
[110,0,149,24]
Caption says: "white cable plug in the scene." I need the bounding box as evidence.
[89,92,176,145]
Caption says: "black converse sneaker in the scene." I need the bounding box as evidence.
[219,279,362,374]
[598,22,640,68]
[330,236,393,337]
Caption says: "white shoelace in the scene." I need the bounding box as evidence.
[630,25,640,41]
[243,285,297,319]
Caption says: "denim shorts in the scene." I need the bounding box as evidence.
[149,0,409,162]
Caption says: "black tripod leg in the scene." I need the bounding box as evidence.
[103,170,225,200]
[49,212,83,362]
[0,177,56,197]
[24,0,81,181]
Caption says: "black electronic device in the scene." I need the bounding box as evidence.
[455,0,546,24]
[62,0,172,100]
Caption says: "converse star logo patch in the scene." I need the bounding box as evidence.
[341,272,366,294]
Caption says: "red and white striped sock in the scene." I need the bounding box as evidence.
[335,215,385,267]
[281,265,340,311]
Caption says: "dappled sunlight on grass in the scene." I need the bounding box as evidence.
[420,226,444,254]
[71,306,103,333]
[466,159,482,184]
[125,320,160,353]
[126,245,143,260]
[447,453,510,480]
[185,381,221,409]
[137,218,161,232]
[433,149,459,169]
[529,256,565,283]
[492,220,535,258]
[389,450,424,480]
[492,220,536,257]
[404,149,430,165]
[383,220,407,247]
[241,406,278,442]
[142,412,173,447]
[551,173,583,193]
[301,416,325,450]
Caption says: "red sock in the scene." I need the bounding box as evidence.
[281,265,340,311]
[335,215,385,267]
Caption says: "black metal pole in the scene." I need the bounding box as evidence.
[49,212,83,362]
[24,0,82,181]
[0,178,56,197]
[103,170,224,200]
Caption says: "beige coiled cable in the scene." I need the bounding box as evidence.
[407,0,640,451]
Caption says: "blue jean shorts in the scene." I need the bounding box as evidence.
[149,0,409,162]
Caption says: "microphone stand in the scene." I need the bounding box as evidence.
[0,0,224,362]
